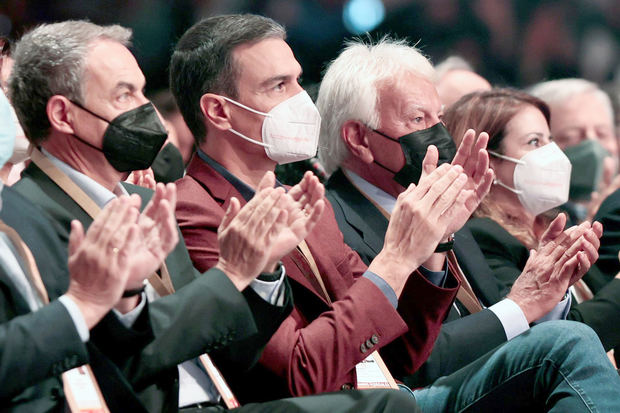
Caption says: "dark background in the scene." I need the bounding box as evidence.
[2,0,618,94]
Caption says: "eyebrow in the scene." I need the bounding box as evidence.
[259,69,303,89]
[114,81,146,93]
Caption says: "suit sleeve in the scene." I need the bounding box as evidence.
[177,184,457,395]
[0,298,89,399]
[594,190,620,279]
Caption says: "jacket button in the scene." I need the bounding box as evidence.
[341,383,354,390]
[371,334,379,344]
[365,339,373,348]
[360,343,367,353]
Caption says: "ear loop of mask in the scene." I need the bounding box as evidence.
[488,150,525,195]
[368,127,401,174]
[220,96,275,149]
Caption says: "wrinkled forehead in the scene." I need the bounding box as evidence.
[377,74,440,112]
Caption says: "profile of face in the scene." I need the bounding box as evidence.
[224,37,304,156]
[548,91,617,158]
[491,104,552,194]
[367,74,443,176]
[67,39,150,151]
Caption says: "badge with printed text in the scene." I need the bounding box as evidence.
[355,351,398,389]
[62,365,110,413]
[199,354,241,409]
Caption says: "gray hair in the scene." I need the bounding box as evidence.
[528,78,614,124]
[433,55,474,83]
[316,37,434,175]
[169,14,286,144]
[9,20,132,145]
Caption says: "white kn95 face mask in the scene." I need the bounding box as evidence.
[222,91,321,165]
[489,142,571,216]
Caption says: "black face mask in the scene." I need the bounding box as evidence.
[69,101,168,172]
[372,122,457,186]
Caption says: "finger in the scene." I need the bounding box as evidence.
[540,213,567,244]
[68,220,85,257]
[548,222,590,261]
[411,163,455,201]
[422,166,466,213]
[474,169,494,200]
[304,199,325,234]
[152,199,180,254]
[289,171,312,202]
[582,227,601,251]
[451,129,475,167]
[421,145,439,179]
[592,221,603,238]
[248,187,286,234]
[257,171,276,192]
[90,197,126,244]
[432,172,468,215]
[472,147,490,184]
[559,253,581,284]
[220,197,241,231]
[163,182,177,212]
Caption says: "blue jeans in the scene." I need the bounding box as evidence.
[413,320,620,412]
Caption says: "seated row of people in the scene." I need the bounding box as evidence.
[1,13,620,413]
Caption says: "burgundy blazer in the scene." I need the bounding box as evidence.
[175,155,459,399]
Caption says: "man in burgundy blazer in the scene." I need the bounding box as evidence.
[168,13,499,403]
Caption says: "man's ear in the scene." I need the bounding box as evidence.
[47,95,77,135]
[341,120,374,164]
[200,93,232,131]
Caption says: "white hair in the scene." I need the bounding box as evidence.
[433,55,474,83]
[9,20,132,144]
[316,37,434,175]
[528,78,614,124]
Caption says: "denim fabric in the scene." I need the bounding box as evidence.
[413,320,620,412]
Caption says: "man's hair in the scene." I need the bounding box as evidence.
[169,14,286,145]
[528,78,614,124]
[316,37,435,175]
[8,20,132,145]
[433,55,474,83]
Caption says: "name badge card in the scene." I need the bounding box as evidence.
[355,351,398,389]
[199,354,240,409]
[62,365,110,413]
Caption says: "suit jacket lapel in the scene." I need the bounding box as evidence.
[327,170,388,255]
[185,156,327,301]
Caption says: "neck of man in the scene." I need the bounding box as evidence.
[43,133,125,192]
[342,158,405,199]
[200,131,277,190]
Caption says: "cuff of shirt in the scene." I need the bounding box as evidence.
[250,263,287,306]
[532,292,572,324]
[112,292,147,329]
[58,294,90,342]
[419,262,449,287]
[488,298,530,340]
[364,270,398,308]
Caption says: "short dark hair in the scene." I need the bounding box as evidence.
[169,14,286,144]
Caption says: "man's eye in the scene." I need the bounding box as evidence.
[414,117,423,123]
[274,82,285,92]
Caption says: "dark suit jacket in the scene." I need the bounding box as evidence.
[466,216,620,350]
[325,169,508,387]
[594,188,620,280]
[175,154,459,402]
[12,162,293,412]
[0,185,155,413]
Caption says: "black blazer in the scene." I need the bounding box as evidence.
[594,187,620,280]
[466,216,620,351]
[325,169,508,388]
[10,162,293,412]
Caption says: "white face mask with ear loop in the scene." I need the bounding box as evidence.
[489,142,571,216]
[221,90,321,165]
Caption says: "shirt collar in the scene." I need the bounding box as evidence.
[41,148,128,208]
[343,169,396,214]
[196,149,284,202]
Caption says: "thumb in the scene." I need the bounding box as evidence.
[421,145,439,178]
[540,213,567,244]
[220,197,241,231]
